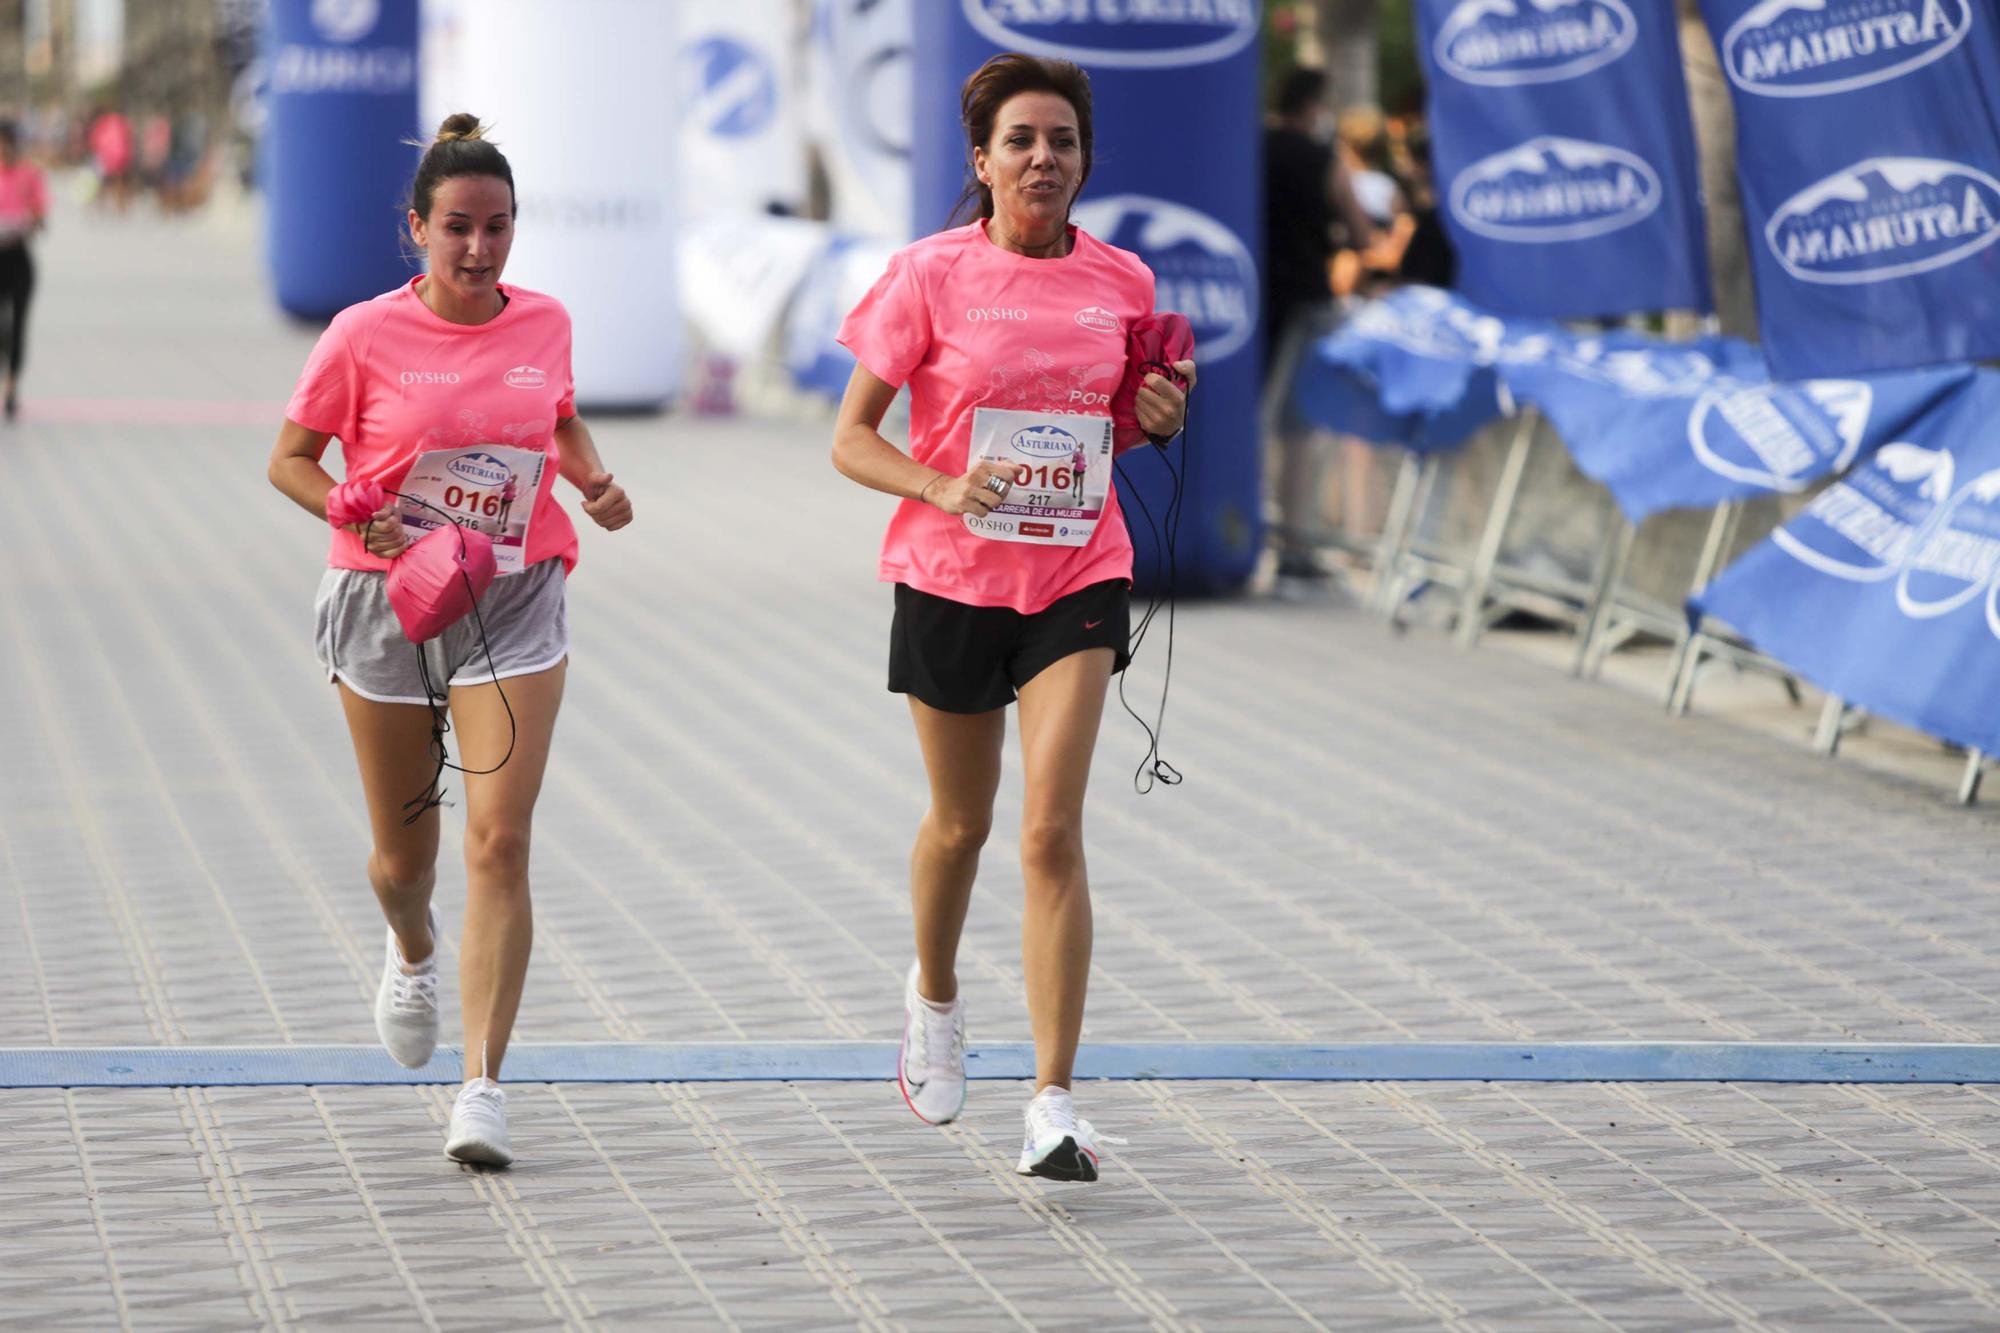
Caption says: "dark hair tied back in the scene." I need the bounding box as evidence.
[948,54,1093,228]
[410,113,515,220]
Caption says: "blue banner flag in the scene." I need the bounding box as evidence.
[1701,0,2000,377]
[1693,369,2000,752]
[1415,0,1711,319]
[1289,287,1534,451]
[1500,333,1972,520]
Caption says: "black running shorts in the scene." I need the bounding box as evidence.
[888,580,1132,714]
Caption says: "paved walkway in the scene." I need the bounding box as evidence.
[4,189,2000,1330]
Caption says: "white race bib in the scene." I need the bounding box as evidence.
[396,445,545,575]
[964,408,1113,547]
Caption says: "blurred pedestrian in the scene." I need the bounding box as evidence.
[267,114,634,1168]
[831,53,1192,1183]
[86,104,132,210]
[1262,67,1373,589]
[0,121,49,421]
[1394,129,1456,290]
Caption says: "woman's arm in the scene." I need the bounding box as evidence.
[831,365,1016,516]
[267,418,339,520]
[553,414,632,531]
[267,417,407,557]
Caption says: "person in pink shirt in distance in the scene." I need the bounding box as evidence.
[267,115,633,1167]
[0,121,49,420]
[86,106,132,210]
[832,54,1194,1183]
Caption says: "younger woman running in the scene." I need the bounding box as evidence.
[268,114,632,1166]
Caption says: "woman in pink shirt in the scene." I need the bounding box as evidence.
[267,115,634,1167]
[0,121,49,419]
[833,54,1194,1182]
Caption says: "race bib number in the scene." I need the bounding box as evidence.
[396,445,545,575]
[964,408,1113,547]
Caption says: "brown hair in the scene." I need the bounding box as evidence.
[408,112,515,221]
[947,54,1093,228]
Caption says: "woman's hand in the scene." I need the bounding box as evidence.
[924,460,1020,516]
[580,471,633,531]
[348,503,410,559]
[1136,358,1197,439]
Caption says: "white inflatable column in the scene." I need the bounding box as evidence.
[452,0,681,409]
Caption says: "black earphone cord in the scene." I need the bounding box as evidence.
[385,489,519,825]
[1113,369,1189,795]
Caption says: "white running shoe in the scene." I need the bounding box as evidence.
[374,907,440,1068]
[899,961,967,1125]
[1016,1086,1101,1182]
[444,1078,512,1166]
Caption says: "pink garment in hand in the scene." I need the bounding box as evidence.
[324,479,388,529]
[385,523,497,644]
[1111,313,1195,442]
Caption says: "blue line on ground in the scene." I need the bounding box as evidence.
[4,1042,2000,1088]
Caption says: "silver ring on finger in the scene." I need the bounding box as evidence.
[985,474,1011,498]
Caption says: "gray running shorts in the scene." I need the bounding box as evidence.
[313,557,568,705]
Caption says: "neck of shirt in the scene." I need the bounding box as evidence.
[986,214,1072,260]
[417,275,505,327]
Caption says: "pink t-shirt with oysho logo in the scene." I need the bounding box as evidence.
[286,277,580,573]
[838,220,1154,614]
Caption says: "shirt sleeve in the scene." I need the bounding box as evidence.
[556,317,577,419]
[836,249,931,389]
[284,312,362,442]
[27,166,46,220]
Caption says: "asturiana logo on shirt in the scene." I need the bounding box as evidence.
[1433,0,1637,87]
[961,0,1258,70]
[966,306,1029,322]
[400,369,461,386]
[504,365,548,389]
[1766,157,2000,285]
[1449,135,1662,242]
[1722,0,1972,98]
[1073,306,1120,333]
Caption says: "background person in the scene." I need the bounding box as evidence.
[831,53,1192,1184]
[86,103,132,211]
[1262,66,1374,591]
[266,114,632,1168]
[0,121,48,421]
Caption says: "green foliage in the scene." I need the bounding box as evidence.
[1378,0,1426,114]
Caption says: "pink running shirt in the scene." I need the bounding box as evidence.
[286,277,581,574]
[0,161,47,238]
[838,220,1155,614]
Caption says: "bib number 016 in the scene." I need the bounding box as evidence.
[1013,463,1074,491]
[441,484,505,519]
